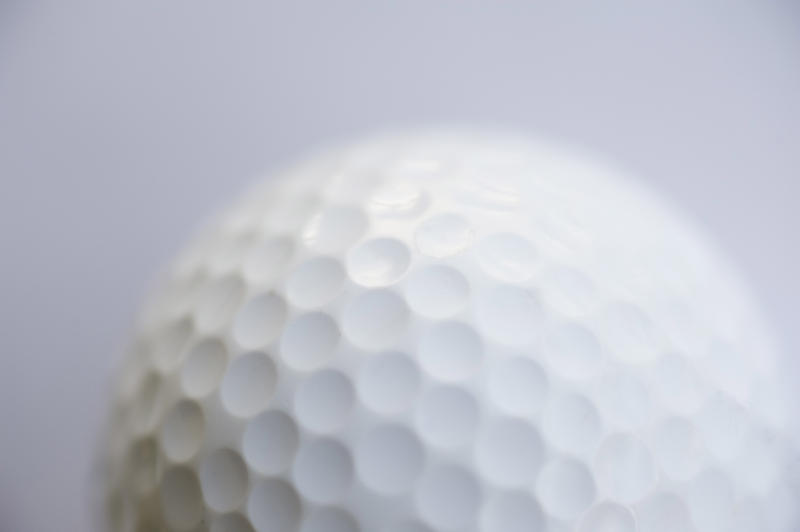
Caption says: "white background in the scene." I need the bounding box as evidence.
[1,1,798,530]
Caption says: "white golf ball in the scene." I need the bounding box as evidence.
[101,130,799,532]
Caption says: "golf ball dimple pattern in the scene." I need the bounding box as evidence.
[101,131,799,532]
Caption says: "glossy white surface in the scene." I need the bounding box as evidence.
[101,131,798,531]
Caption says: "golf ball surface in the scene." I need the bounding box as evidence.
[102,130,799,532]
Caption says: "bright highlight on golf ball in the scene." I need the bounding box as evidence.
[101,130,799,532]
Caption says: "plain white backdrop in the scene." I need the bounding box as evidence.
[1,1,799,530]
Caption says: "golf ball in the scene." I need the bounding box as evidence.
[101,130,799,532]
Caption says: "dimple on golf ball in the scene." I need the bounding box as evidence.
[101,130,799,532]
